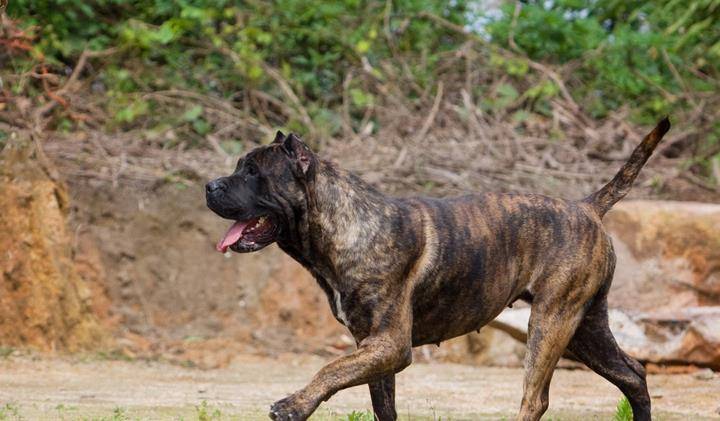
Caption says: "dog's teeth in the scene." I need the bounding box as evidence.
[249,217,265,231]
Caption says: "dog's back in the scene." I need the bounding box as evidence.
[406,191,612,345]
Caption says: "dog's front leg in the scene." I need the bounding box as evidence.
[369,374,396,421]
[269,334,411,421]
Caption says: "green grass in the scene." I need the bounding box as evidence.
[613,397,633,421]
[342,410,374,421]
[195,401,222,421]
[0,403,21,421]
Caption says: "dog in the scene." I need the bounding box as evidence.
[206,117,670,421]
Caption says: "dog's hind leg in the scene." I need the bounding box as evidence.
[369,374,396,421]
[566,294,651,421]
[517,273,592,421]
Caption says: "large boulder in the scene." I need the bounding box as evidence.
[613,307,720,369]
[490,306,720,370]
[606,200,720,310]
[605,201,720,369]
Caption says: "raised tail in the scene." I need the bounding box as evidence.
[583,117,671,217]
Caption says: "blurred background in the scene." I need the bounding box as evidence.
[0,0,719,419]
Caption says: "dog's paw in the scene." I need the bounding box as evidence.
[268,395,308,421]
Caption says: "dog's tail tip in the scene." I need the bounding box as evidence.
[584,116,671,217]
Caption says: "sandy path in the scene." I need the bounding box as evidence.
[0,354,717,420]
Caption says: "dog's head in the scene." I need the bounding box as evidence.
[206,131,316,253]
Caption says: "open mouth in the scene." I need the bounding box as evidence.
[216,215,278,253]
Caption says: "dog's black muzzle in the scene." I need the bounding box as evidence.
[206,177,241,220]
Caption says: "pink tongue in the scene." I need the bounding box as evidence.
[216,220,251,253]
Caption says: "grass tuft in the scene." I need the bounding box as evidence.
[0,403,21,421]
[613,397,633,421]
[343,410,375,421]
[195,400,222,421]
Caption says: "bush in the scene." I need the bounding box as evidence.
[4,0,719,173]
[486,0,720,122]
[8,0,470,134]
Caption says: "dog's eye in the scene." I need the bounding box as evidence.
[246,164,258,177]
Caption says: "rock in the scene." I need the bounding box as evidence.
[606,201,720,311]
[604,201,720,370]
[694,368,715,380]
[609,307,720,370]
[490,307,720,370]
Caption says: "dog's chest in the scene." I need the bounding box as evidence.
[310,266,352,328]
[331,288,350,326]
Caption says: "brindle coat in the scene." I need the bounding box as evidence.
[206,118,671,421]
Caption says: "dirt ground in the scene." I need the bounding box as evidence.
[0,355,717,420]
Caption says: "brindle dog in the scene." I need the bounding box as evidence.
[206,118,671,421]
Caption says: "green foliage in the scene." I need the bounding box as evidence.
[182,106,211,135]
[8,0,124,59]
[5,0,719,175]
[486,0,720,121]
[613,396,633,421]
[8,1,718,114]
[489,2,606,62]
[0,403,21,421]
[343,410,374,421]
[195,400,222,421]
[113,99,150,125]
[8,0,469,135]
[107,407,130,421]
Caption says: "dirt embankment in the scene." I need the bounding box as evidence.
[3,133,720,371]
[65,181,348,364]
[62,177,720,371]
[0,140,109,352]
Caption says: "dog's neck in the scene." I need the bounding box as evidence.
[313,160,390,222]
[282,159,399,282]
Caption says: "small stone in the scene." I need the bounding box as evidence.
[693,368,715,380]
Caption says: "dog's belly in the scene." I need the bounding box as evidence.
[409,270,519,346]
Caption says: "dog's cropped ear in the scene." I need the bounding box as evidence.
[283,133,313,175]
[272,130,286,144]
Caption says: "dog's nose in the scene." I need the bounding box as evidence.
[206,179,226,194]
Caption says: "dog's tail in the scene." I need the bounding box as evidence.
[583,117,671,217]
